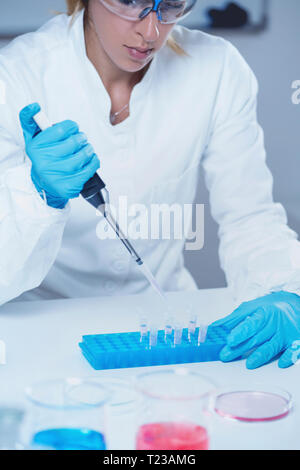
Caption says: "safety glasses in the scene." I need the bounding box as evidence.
[98,0,197,25]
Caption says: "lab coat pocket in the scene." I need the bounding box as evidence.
[145,163,201,250]
[149,162,200,207]
[123,163,201,260]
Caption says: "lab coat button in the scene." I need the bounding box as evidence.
[112,245,126,258]
[112,259,128,273]
[104,280,117,293]
[116,137,128,147]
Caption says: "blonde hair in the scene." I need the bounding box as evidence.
[65,0,188,56]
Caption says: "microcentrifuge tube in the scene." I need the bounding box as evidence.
[164,315,174,342]
[198,325,208,345]
[149,326,158,348]
[174,323,183,346]
[165,323,173,336]
[139,317,148,342]
[188,314,197,341]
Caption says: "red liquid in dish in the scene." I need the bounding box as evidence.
[136,422,209,450]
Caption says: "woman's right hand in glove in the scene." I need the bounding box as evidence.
[19,102,100,209]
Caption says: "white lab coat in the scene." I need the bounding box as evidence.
[1,10,300,306]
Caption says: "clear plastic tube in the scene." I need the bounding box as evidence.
[139,316,148,343]
[188,314,197,341]
[164,314,174,343]
[174,322,183,347]
[198,325,208,345]
[149,326,158,348]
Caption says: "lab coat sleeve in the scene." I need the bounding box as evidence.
[201,41,300,307]
[0,65,70,306]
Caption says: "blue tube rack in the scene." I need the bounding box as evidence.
[79,325,228,370]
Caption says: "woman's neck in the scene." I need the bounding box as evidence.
[84,13,147,93]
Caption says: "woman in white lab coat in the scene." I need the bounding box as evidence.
[1,0,300,368]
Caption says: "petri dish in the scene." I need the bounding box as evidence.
[86,377,137,414]
[214,387,292,422]
[88,376,137,450]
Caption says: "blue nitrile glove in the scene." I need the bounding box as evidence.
[19,102,100,209]
[211,291,300,369]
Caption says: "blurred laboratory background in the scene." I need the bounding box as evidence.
[0,0,299,289]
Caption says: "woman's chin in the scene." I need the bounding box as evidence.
[119,56,154,73]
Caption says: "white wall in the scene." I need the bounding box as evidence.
[0,0,66,35]
[1,1,299,290]
[0,40,9,48]
[184,0,300,289]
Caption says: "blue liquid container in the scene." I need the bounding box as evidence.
[33,428,106,450]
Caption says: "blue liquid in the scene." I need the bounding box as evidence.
[33,428,106,450]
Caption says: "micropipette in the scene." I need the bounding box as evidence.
[33,110,167,305]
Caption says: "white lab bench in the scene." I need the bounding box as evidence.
[0,288,299,450]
